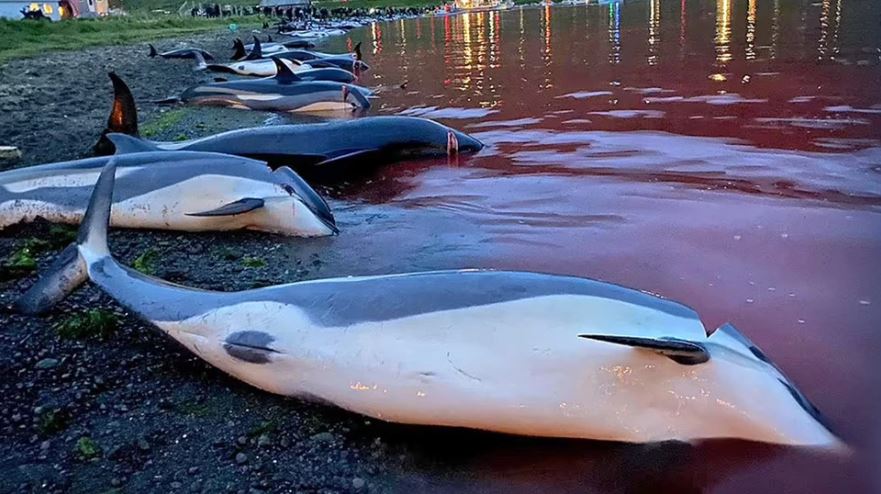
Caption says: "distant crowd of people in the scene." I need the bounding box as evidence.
[187,3,436,21]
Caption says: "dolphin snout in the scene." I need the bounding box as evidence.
[453,130,484,153]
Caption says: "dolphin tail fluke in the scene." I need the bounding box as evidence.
[148,43,158,58]
[14,244,88,315]
[76,157,116,264]
[13,158,118,314]
[93,72,139,156]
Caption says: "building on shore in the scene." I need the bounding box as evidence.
[0,0,107,20]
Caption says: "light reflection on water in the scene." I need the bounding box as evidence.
[315,1,880,492]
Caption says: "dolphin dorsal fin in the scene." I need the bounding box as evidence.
[93,72,140,156]
[231,38,246,60]
[353,41,362,61]
[148,44,158,57]
[267,34,273,42]
[105,133,160,154]
[272,57,301,83]
[246,35,263,60]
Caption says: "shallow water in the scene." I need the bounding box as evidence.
[305,1,881,492]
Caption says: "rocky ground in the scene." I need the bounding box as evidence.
[0,29,434,494]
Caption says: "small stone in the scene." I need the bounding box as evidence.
[236,436,248,446]
[35,358,59,370]
[235,452,248,464]
[171,481,183,489]
[310,432,334,443]
[257,435,271,447]
[187,466,199,475]
[40,441,50,450]
[111,478,122,487]
[11,414,21,423]
[352,477,365,489]
[138,439,150,451]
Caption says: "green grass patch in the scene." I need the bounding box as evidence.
[55,309,119,340]
[132,248,159,275]
[37,409,70,436]
[241,256,266,269]
[75,436,101,459]
[0,228,80,280]
[0,15,260,64]
[141,108,188,138]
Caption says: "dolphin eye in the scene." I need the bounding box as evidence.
[282,184,295,195]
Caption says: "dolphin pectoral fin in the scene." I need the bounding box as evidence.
[315,149,381,167]
[105,133,160,154]
[578,334,710,366]
[186,198,265,217]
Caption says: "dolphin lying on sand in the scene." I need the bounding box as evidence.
[195,53,356,82]
[148,44,215,60]
[232,36,314,60]
[225,37,368,74]
[94,74,482,179]
[0,146,336,237]
[166,58,372,112]
[26,159,843,447]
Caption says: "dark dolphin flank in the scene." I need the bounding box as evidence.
[247,270,701,327]
[223,331,278,364]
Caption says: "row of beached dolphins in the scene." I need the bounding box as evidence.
[0,34,840,449]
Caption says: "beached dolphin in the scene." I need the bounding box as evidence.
[230,37,368,73]
[195,53,356,82]
[239,36,315,53]
[232,36,314,60]
[0,147,336,237]
[93,74,483,179]
[28,159,842,448]
[148,44,215,60]
[168,58,372,112]
[233,36,288,60]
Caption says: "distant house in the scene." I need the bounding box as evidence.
[0,0,107,20]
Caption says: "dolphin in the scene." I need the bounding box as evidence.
[232,36,314,61]
[93,74,483,179]
[0,147,336,238]
[168,58,372,113]
[194,53,356,82]
[231,37,368,74]
[27,159,843,448]
[148,44,215,61]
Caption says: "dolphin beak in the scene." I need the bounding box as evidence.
[452,130,483,153]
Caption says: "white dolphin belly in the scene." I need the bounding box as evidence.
[155,295,782,443]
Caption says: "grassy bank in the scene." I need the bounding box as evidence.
[0,16,260,63]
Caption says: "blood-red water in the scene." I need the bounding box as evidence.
[315,1,880,491]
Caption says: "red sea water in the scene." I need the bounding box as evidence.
[310,1,880,491]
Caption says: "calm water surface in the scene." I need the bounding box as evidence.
[309,1,880,492]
